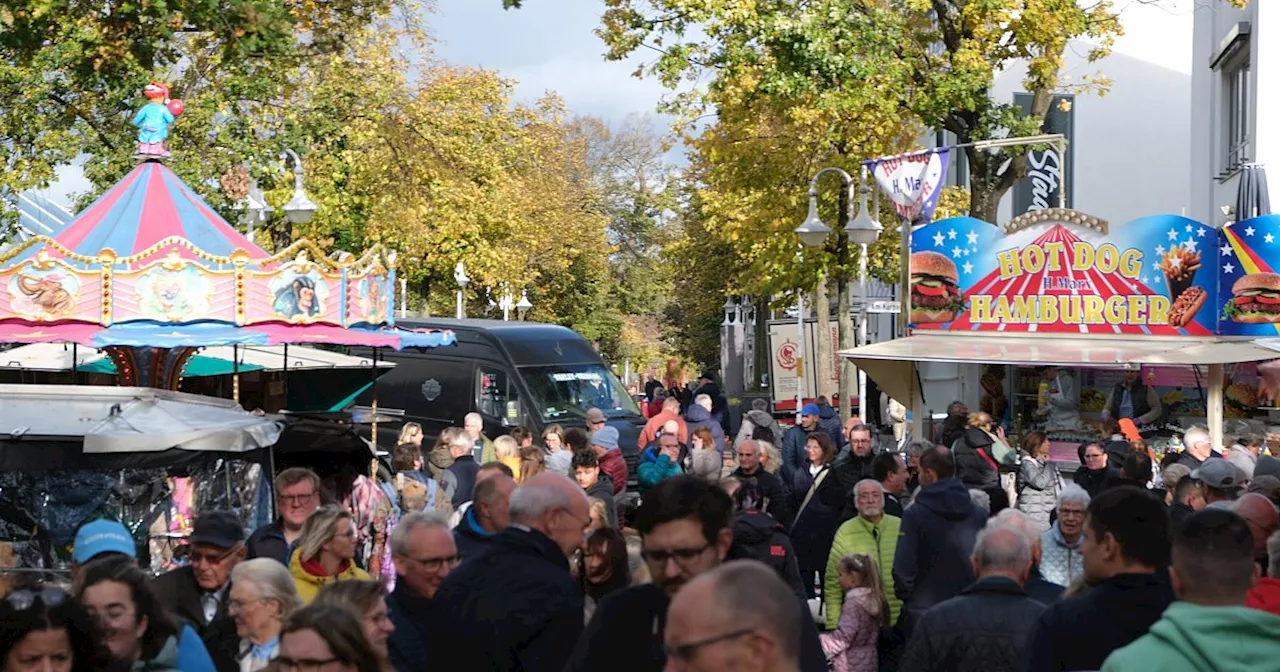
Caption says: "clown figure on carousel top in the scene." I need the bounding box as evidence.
[131,82,183,159]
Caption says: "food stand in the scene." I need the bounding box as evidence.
[841,209,1280,459]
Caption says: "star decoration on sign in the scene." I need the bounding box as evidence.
[1169,256,1182,269]
[1155,244,1166,255]
[948,229,958,240]
[963,261,974,274]
[952,246,963,258]
[1197,227,1207,238]
[1224,262,1236,274]
[966,231,979,245]
[963,248,971,256]
[1141,276,1149,285]
[1267,234,1275,244]
[1246,226,1256,236]
[1185,224,1193,233]
[933,231,945,247]
[1167,228,1179,241]
[1222,243,1234,256]
[1184,239,1198,252]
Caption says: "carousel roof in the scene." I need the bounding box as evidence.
[13,162,268,263]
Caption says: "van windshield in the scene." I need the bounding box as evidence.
[522,364,641,421]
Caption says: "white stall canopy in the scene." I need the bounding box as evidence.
[0,384,282,453]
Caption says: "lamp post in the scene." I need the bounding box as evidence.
[280,149,317,225]
[499,287,514,321]
[846,180,884,424]
[516,289,532,321]
[795,168,854,420]
[454,262,470,319]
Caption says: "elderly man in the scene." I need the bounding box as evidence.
[1039,485,1090,587]
[992,509,1065,605]
[685,393,727,454]
[1232,493,1279,569]
[248,467,321,564]
[639,396,689,449]
[444,429,482,508]
[427,473,589,671]
[901,525,1046,672]
[464,412,495,464]
[151,511,245,670]
[730,439,791,524]
[826,479,901,630]
[1195,457,1244,509]
[1177,426,1215,469]
[388,511,457,671]
[453,474,517,562]
[664,560,805,672]
[1104,509,1280,670]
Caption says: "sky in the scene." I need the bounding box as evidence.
[35,0,1197,210]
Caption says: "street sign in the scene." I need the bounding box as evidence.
[866,300,901,314]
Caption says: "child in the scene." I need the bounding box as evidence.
[821,554,889,672]
[494,435,523,482]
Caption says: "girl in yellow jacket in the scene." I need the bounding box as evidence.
[289,505,371,603]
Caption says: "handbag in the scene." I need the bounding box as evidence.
[792,466,831,527]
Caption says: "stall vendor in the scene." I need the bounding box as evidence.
[1037,366,1081,430]
[1101,369,1163,426]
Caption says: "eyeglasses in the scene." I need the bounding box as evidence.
[641,543,711,567]
[227,597,268,613]
[189,544,242,565]
[1058,508,1086,518]
[5,587,67,611]
[666,628,754,661]
[279,492,317,506]
[402,554,460,572]
[1084,453,1105,460]
[277,657,341,671]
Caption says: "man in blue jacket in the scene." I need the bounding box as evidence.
[892,445,988,637]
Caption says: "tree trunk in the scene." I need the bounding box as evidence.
[837,272,854,423]
[815,273,832,401]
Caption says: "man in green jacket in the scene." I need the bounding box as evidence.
[824,479,901,629]
[1102,509,1280,671]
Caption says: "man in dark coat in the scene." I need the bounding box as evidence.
[453,474,515,563]
[901,526,1046,672]
[426,474,587,671]
[893,446,989,637]
[388,512,456,672]
[150,511,244,671]
[565,475,829,671]
[730,440,792,525]
[814,396,846,450]
[1019,486,1174,672]
[444,431,481,508]
[834,421,876,497]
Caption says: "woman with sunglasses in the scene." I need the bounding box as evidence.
[290,506,371,604]
[1,585,107,672]
[78,557,182,671]
[278,604,382,672]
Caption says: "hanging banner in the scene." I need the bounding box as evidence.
[1013,93,1075,214]
[864,148,950,224]
[908,210,1220,335]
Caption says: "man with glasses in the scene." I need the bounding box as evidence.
[566,475,827,671]
[388,511,458,672]
[248,467,322,565]
[664,560,804,672]
[152,510,245,669]
[834,421,877,497]
[427,473,590,671]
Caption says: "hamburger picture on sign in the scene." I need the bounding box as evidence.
[1218,214,1280,334]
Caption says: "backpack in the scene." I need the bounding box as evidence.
[397,473,452,517]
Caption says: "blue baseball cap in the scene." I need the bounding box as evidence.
[72,519,136,564]
[801,403,821,416]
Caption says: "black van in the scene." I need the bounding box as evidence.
[352,318,645,474]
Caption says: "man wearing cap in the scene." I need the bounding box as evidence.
[71,519,220,672]
[152,511,245,668]
[591,425,629,496]
[1193,457,1242,510]
[781,404,821,479]
[586,407,609,434]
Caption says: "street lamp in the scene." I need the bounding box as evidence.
[794,198,832,248]
[454,262,470,319]
[849,181,881,424]
[516,289,532,320]
[846,184,883,246]
[722,298,737,327]
[280,149,318,225]
[499,287,515,322]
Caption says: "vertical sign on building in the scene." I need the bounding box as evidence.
[1013,93,1075,215]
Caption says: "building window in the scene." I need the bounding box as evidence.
[1223,56,1250,173]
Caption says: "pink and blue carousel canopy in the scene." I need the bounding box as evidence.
[0,162,453,350]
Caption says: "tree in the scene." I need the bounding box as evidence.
[595,0,1124,224]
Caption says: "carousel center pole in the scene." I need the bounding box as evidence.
[370,347,380,479]
[233,344,240,404]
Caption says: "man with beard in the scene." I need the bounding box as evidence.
[835,421,877,512]
[565,475,828,671]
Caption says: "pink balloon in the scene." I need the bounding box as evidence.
[167,99,185,117]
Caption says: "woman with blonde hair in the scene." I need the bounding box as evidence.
[229,558,303,671]
[397,422,423,448]
[314,580,395,669]
[289,505,371,603]
[494,435,522,481]
[519,443,546,484]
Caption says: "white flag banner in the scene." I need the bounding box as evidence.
[864,148,950,224]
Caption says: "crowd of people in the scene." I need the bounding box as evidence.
[7,398,1280,671]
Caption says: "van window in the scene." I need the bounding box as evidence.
[478,367,522,424]
[521,363,641,422]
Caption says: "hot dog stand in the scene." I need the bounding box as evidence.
[841,209,1280,458]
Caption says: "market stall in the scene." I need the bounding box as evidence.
[841,209,1280,459]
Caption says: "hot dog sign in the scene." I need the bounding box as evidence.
[909,211,1219,335]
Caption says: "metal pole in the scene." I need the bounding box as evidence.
[282,343,289,411]
[858,242,869,424]
[400,278,407,316]
[370,347,380,452]
[232,344,240,404]
[1058,137,1068,209]
[795,282,806,422]
[456,289,463,319]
